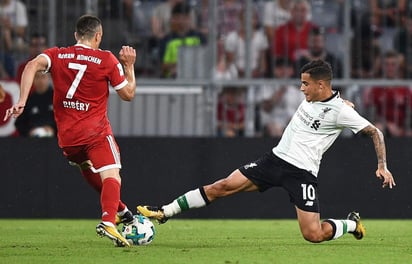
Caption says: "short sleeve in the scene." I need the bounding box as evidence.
[337,104,371,134]
[107,53,127,90]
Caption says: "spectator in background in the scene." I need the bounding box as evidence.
[0,59,13,79]
[295,27,343,78]
[257,57,304,137]
[393,10,412,78]
[369,0,405,29]
[369,0,406,52]
[195,0,246,39]
[151,0,196,41]
[0,0,28,79]
[158,2,207,78]
[224,8,268,78]
[263,0,292,46]
[16,33,48,86]
[0,0,28,52]
[262,0,292,78]
[365,50,412,137]
[272,0,317,63]
[194,0,210,36]
[217,86,245,137]
[351,12,382,78]
[14,72,56,137]
[217,0,244,38]
[203,0,244,79]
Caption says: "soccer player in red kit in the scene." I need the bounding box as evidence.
[4,15,137,247]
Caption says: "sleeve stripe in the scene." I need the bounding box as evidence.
[39,53,51,72]
[112,80,128,90]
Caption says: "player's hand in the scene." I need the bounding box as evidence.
[376,165,396,189]
[119,46,136,67]
[3,102,25,121]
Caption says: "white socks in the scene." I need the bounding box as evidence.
[163,188,208,217]
[325,219,357,239]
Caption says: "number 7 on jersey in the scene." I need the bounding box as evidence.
[66,62,87,99]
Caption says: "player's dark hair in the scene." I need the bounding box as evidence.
[300,59,333,81]
[76,15,102,39]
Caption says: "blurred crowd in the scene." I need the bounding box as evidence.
[1,0,412,137]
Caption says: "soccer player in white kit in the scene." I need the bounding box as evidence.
[138,60,396,243]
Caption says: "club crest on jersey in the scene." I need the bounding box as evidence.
[318,107,332,119]
[244,162,257,169]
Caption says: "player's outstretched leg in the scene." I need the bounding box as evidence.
[96,222,131,247]
[137,205,169,224]
[347,211,366,239]
[137,187,210,224]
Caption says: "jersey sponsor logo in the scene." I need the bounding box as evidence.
[296,105,314,126]
[62,100,90,111]
[310,120,321,130]
[296,106,322,131]
[244,162,257,169]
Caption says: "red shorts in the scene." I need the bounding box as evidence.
[62,134,121,172]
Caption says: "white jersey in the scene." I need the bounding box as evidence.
[273,92,370,177]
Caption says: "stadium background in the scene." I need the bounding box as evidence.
[1,1,411,219]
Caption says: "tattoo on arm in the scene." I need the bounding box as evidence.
[361,125,386,164]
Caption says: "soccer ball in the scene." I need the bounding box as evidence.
[121,214,155,245]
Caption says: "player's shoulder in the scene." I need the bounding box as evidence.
[43,45,82,56]
[42,46,63,54]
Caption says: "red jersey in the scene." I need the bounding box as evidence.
[370,86,412,127]
[42,44,127,147]
[272,21,317,62]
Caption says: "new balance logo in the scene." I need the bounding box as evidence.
[310,120,321,130]
[244,163,257,169]
[305,201,314,206]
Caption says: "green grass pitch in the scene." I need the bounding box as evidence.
[0,219,411,264]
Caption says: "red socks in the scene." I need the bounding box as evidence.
[101,178,121,224]
[81,169,102,193]
[81,169,127,212]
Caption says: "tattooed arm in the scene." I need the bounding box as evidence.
[360,125,396,189]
